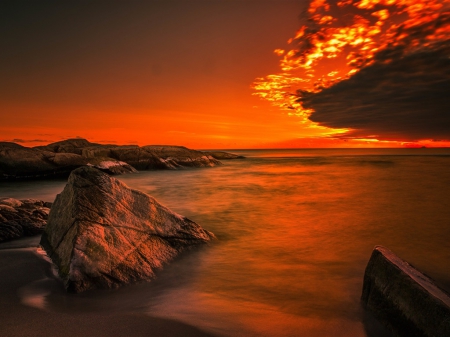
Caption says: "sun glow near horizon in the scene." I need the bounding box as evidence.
[1,1,449,149]
[252,0,450,148]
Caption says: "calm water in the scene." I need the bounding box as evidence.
[2,148,450,336]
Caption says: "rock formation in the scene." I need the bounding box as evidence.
[142,145,221,169]
[38,139,222,169]
[0,198,52,243]
[1,138,223,180]
[203,151,245,160]
[362,246,450,337]
[40,166,215,293]
[0,141,135,180]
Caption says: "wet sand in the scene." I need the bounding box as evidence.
[0,238,215,337]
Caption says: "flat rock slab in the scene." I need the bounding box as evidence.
[362,246,450,337]
[203,151,245,160]
[40,166,215,293]
[0,198,52,243]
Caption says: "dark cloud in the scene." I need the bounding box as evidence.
[300,15,450,141]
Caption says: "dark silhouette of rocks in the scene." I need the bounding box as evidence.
[362,246,450,337]
[35,138,96,155]
[0,138,225,180]
[142,145,222,168]
[40,166,215,293]
[0,198,52,243]
[0,141,135,180]
[203,151,245,160]
[0,142,83,180]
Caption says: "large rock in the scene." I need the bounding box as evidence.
[0,198,52,243]
[361,246,450,337]
[40,166,215,293]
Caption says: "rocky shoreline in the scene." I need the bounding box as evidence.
[0,138,244,181]
[0,198,52,243]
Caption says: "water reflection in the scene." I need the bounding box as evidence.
[3,149,450,336]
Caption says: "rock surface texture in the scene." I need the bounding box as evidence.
[40,166,215,293]
[362,246,450,337]
[1,139,222,180]
[0,198,52,243]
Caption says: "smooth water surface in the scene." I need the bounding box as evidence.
[2,148,450,336]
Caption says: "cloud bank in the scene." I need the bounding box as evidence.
[303,40,450,141]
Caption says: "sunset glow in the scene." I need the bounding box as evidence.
[252,0,450,147]
[1,1,449,148]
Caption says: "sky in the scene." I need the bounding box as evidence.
[1,0,449,149]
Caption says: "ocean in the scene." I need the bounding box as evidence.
[1,148,450,336]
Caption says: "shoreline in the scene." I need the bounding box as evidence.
[0,237,216,337]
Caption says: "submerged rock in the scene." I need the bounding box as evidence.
[361,246,450,337]
[0,198,52,243]
[40,166,215,293]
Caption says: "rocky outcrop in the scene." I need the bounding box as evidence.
[203,151,245,160]
[362,246,450,337]
[0,198,52,243]
[0,141,135,180]
[142,146,221,168]
[0,142,80,180]
[83,144,222,170]
[35,138,98,155]
[1,139,224,180]
[40,166,215,293]
[86,157,138,175]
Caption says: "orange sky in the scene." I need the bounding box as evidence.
[1,1,449,149]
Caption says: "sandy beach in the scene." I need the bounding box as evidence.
[0,237,215,337]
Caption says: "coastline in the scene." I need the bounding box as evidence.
[0,236,216,337]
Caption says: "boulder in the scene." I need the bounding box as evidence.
[40,166,215,293]
[361,246,450,337]
[0,198,52,243]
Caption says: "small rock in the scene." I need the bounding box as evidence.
[0,198,51,243]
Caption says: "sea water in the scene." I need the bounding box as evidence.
[2,148,450,336]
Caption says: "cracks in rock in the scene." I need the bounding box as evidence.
[98,270,125,285]
[53,219,77,253]
[78,202,104,218]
